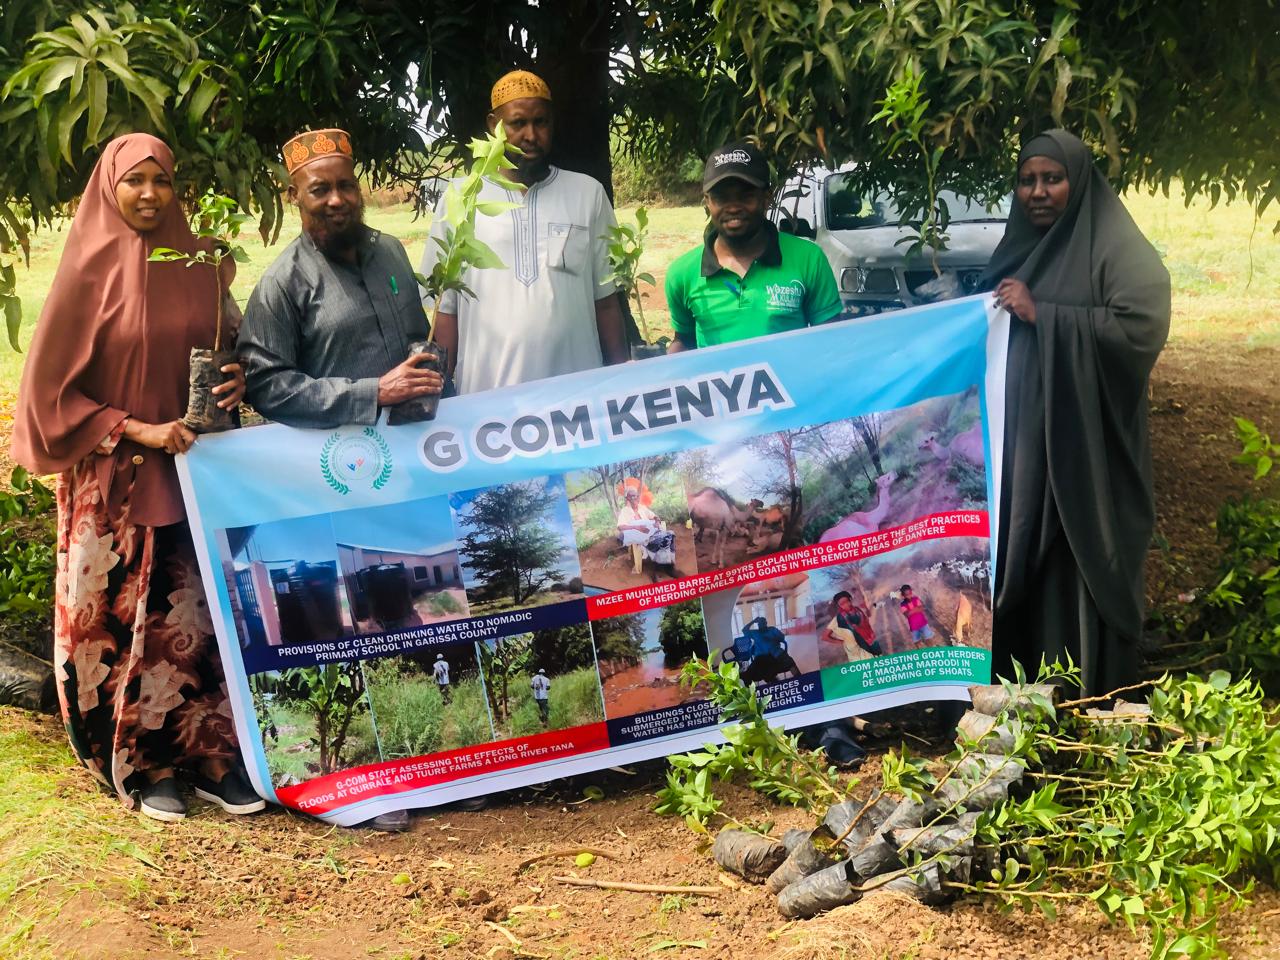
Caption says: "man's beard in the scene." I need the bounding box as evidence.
[514,152,551,184]
[309,205,366,256]
[717,216,766,249]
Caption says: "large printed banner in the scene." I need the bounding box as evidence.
[179,294,1009,825]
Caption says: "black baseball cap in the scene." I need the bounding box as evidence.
[702,141,770,191]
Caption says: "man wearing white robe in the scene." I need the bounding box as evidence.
[421,70,627,395]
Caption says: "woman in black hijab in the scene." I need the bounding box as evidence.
[985,129,1170,696]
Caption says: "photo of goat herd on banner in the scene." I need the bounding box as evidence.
[177,295,1008,825]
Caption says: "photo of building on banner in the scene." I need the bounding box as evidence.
[181,295,1007,822]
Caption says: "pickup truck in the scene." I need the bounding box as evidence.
[771,166,1010,317]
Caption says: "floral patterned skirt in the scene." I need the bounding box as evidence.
[54,459,239,809]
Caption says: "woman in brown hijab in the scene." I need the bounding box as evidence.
[982,130,1170,697]
[11,133,265,821]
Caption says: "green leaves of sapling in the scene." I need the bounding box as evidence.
[421,123,521,333]
[602,206,656,343]
[654,658,852,827]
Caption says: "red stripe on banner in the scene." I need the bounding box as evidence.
[276,722,611,816]
[587,511,989,618]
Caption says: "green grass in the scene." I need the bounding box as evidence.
[258,702,380,787]
[4,187,1274,400]
[492,666,604,739]
[0,715,160,960]
[421,590,464,617]
[466,588,580,617]
[363,660,492,757]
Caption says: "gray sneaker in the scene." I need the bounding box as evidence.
[362,809,410,832]
[192,769,267,815]
[139,777,188,822]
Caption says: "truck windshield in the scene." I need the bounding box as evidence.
[826,173,1010,230]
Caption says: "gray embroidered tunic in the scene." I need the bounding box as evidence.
[240,227,428,428]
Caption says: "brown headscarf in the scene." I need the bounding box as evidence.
[11,133,232,527]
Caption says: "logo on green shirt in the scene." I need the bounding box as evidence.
[765,279,805,312]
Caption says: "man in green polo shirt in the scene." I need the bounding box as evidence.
[667,142,863,765]
[666,141,842,351]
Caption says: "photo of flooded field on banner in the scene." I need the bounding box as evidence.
[594,600,709,718]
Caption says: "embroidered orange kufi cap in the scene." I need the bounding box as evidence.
[490,70,551,110]
[281,128,354,175]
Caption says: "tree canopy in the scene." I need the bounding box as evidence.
[455,480,568,606]
[2,0,1277,344]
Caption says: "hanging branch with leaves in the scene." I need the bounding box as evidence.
[871,68,950,268]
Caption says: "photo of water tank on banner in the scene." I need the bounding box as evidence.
[179,294,1009,825]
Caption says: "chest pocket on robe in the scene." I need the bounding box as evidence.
[546,222,588,274]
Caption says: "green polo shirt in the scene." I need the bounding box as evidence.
[665,224,842,348]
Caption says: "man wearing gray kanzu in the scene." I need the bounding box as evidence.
[240,128,442,429]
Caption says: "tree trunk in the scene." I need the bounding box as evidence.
[331,699,356,772]
[596,465,619,512]
[854,417,884,475]
[539,1,615,200]
[318,711,330,775]
[781,486,804,550]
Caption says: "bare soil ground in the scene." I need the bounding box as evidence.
[577,525,698,592]
[690,526,773,573]
[1146,342,1280,597]
[5,705,1280,960]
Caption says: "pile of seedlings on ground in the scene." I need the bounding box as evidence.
[658,658,1280,959]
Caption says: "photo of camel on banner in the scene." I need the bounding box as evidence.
[177,294,1009,823]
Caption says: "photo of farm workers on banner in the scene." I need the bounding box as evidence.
[5,52,1168,845]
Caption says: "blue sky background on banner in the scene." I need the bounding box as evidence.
[449,475,578,559]
[231,513,339,566]
[329,496,456,554]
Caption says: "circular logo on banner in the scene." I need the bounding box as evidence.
[321,427,392,495]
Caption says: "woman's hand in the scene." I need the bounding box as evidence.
[124,419,196,455]
[213,360,246,410]
[994,278,1037,324]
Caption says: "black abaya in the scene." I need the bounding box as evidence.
[985,130,1170,696]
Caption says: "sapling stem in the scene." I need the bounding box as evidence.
[1058,680,1155,709]
[214,269,223,353]
[829,793,874,847]
[1035,773,1132,790]
[904,761,1014,854]
[633,285,650,343]
[427,298,441,344]
[930,739,979,799]
[1040,738,1171,761]
[853,828,976,894]
[944,882,1088,901]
